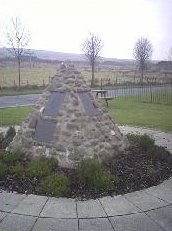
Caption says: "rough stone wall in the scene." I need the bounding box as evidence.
[9,64,128,168]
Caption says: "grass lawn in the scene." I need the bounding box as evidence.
[0,106,33,126]
[107,97,172,132]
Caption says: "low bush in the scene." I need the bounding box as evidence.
[0,133,6,150]
[26,157,58,178]
[0,151,23,166]
[0,162,8,178]
[147,146,170,162]
[127,134,155,151]
[78,159,118,191]
[5,126,16,145]
[9,163,26,176]
[39,175,70,197]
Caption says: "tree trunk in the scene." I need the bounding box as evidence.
[18,58,21,88]
[91,61,95,88]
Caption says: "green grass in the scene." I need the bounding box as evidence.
[0,106,32,126]
[140,91,172,105]
[108,97,172,132]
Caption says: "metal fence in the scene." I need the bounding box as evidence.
[96,78,172,105]
[0,77,51,89]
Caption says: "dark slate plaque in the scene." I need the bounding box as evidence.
[79,92,99,116]
[34,119,56,143]
[43,92,66,117]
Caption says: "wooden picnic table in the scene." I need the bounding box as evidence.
[91,89,107,97]
[91,89,113,107]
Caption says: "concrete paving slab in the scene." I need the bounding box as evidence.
[0,192,26,212]
[99,196,141,216]
[145,184,172,203]
[32,217,78,231]
[0,212,7,222]
[40,198,77,218]
[146,205,172,231]
[0,213,36,231]
[110,213,164,231]
[158,178,172,189]
[79,217,114,231]
[77,199,106,218]
[125,190,168,211]
[12,194,48,216]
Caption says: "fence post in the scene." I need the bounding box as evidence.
[150,84,153,103]
[101,78,103,90]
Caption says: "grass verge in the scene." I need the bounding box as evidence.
[0,106,32,126]
[0,87,43,96]
[107,96,172,132]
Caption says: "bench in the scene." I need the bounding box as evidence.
[91,89,107,98]
[92,90,114,106]
[98,96,113,106]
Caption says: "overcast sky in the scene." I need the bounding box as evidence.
[0,0,171,60]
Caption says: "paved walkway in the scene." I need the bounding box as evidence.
[0,125,172,230]
[0,178,172,231]
[0,94,40,108]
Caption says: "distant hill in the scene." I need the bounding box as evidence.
[0,47,137,66]
[0,47,85,61]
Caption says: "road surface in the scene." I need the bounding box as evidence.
[0,85,171,108]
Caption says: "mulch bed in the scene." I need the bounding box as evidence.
[1,145,172,199]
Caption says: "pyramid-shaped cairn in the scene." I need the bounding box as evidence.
[9,64,128,168]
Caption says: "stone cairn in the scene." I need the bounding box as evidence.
[9,63,128,168]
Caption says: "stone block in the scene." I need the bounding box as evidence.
[12,194,48,216]
[40,198,77,218]
[125,190,168,211]
[146,205,172,231]
[79,217,113,231]
[32,217,78,231]
[77,199,106,218]
[99,196,141,216]
[145,183,172,203]
[110,212,164,231]
[0,192,26,212]
[0,213,36,231]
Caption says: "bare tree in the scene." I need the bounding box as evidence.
[82,33,103,87]
[6,17,30,88]
[133,37,153,83]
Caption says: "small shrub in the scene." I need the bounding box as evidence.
[127,134,155,151]
[9,163,26,176]
[0,133,6,150]
[39,175,70,197]
[78,159,117,191]
[0,162,8,178]
[5,126,16,145]
[26,157,58,178]
[147,146,170,161]
[0,151,23,166]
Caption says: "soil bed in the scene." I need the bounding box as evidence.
[1,143,172,200]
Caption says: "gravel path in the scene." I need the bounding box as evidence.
[1,125,172,154]
[119,125,172,154]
